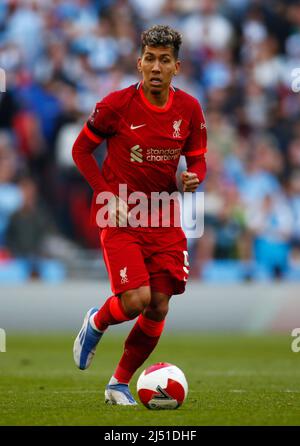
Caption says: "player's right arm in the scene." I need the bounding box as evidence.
[72,97,128,225]
[72,98,118,194]
[72,123,108,193]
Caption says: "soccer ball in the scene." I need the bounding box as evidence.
[137,362,188,410]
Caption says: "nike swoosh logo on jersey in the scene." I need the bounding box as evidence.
[130,124,146,130]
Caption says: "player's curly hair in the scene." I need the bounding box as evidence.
[141,25,182,60]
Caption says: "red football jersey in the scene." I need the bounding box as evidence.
[82,82,207,229]
[86,82,207,196]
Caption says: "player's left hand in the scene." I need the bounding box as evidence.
[181,171,200,192]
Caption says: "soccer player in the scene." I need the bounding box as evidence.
[72,25,207,405]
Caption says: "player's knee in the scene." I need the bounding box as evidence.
[144,300,169,321]
[121,287,151,318]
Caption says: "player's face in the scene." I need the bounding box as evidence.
[138,46,180,95]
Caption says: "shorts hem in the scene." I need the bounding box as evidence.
[112,278,150,296]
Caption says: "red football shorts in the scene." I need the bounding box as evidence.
[100,227,189,296]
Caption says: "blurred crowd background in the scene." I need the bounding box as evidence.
[1,0,300,283]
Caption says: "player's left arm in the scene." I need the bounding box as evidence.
[181,99,207,192]
[182,154,206,192]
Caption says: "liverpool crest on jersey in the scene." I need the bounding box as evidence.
[173,119,182,138]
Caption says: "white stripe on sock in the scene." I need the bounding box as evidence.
[109,376,120,386]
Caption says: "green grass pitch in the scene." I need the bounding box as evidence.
[1,332,300,425]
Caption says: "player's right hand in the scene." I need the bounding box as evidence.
[107,195,129,227]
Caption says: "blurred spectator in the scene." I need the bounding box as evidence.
[0,89,19,130]
[288,169,300,247]
[5,176,56,258]
[212,184,246,260]
[245,193,293,278]
[4,176,66,280]
[287,138,300,171]
[0,132,23,247]
[5,0,45,65]
[253,36,285,89]
[180,0,234,52]
[238,135,282,205]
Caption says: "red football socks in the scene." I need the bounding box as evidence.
[113,314,165,384]
[93,296,131,332]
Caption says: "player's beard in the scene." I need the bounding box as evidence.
[150,89,161,95]
[149,84,165,96]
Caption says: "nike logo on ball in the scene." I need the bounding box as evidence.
[130,124,146,130]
